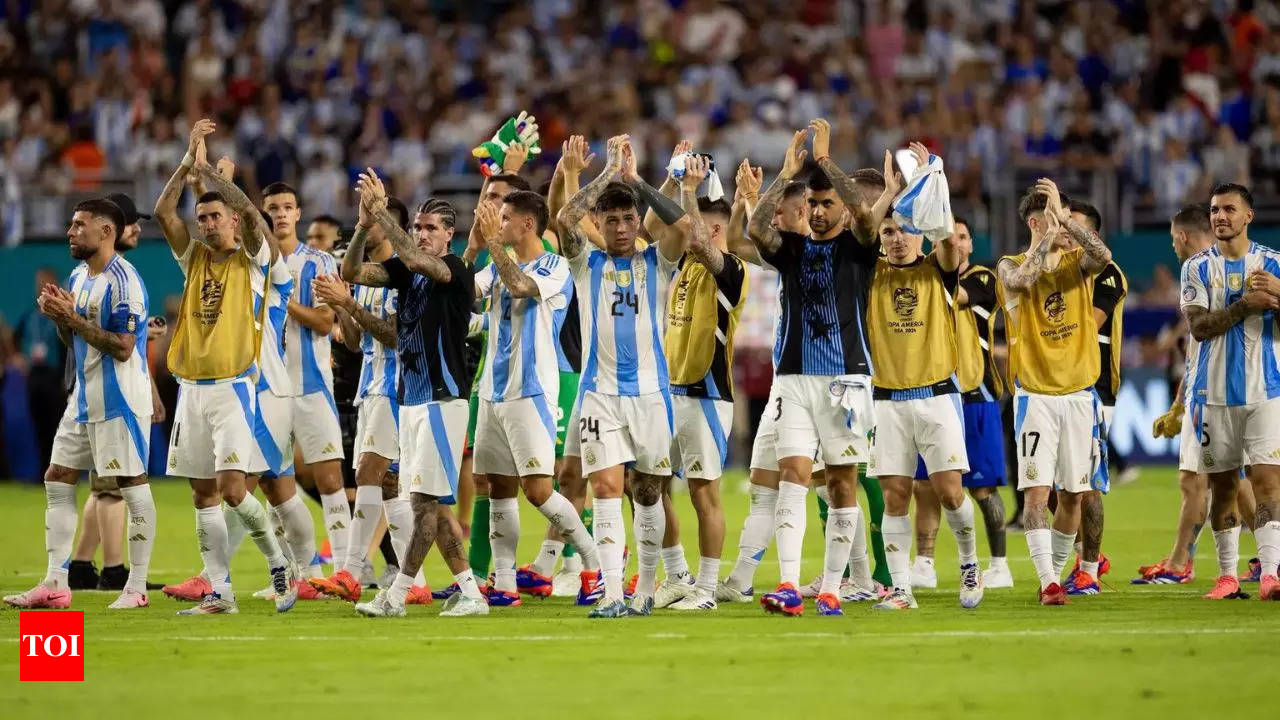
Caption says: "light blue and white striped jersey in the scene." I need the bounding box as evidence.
[66,254,150,422]
[1180,241,1280,407]
[285,243,338,397]
[354,283,399,403]
[256,255,295,397]
[475,252,573,402]
[569,244,679,396]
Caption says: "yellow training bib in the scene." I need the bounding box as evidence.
[868,254,957,390]
[999,247,1100,395]
[168,244,267,381]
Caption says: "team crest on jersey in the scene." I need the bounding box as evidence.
[1182,285,1196,302]
[1228,273,1243,291]
[1043,292,1066,324]
[892,287,919,318]
[615,270,633,288]
[199,278,224,324]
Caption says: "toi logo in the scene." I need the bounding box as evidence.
[19,611,84,681]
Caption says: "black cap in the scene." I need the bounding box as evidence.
[104,193,151,225]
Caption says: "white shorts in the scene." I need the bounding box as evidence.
[50,402,150,478]
[169,379,257,479]
[773,374,871,467]
[670,395,733,480]
[400,399,467,503]
[355,395,400,465]
[1185,398,1280,473]
[749,383,825,473]
[473,395,557,477]
[869,394,969,478]
[293,391,344,464]
[578,390,673,476]
[1013,389,1104,494]
[250,389,294,478]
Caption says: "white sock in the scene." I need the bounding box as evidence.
[536,491,599,570]
[388,572,413,606]
[661,544,690,580]
[726,485,776,591]
[454,567,484,600]
[815,485,830,506]
[267,506,295,565]
[1081,560,1100,577]
[531,540,565,577]
[563,553,584,573]
[344,485,383,573]
[633,500,665,598]
[847,505,874,589]
[822,506,859,595]
[42,482,77,590]
[989,556,1009,571]
[1257,521,1280,576]
[119,484,157,594]
[1050,529,1076,579]
[196,506,233,599]
[489,498,520,592]
[882,513,912,591]
[230,493,287,569]
[320,490,352,571]
[593,498,625,602]
[1026,528,1056,589]
[382,496,426,585]
[695,556,720,594]
[223,499,247,558]
[1214,526,1241,577]
[944,496,979,566]
[277,494,320,577]
[774,481,808,587]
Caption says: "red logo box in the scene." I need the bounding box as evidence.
[19,611,84,681]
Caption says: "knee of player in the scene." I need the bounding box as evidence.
[381,473,399,501]
[472,473,491,495]
[631,478,662,506]
[520,475,554,505]
[44,465,77,485]
[115,474,147,489]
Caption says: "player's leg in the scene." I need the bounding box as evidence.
[857,465,892,587]
[963,400,1011,587]
[295,392,351,574]
[83,410,157,607]
[91,476,130,591]
[69,491,102,589]
[7,399,95,609]
[552,453,593,596]
[472,397,522,603]
[1240,399,1280,598]
[917,395,981,607]
[579,390,638,617]
[464,390,492,579]
[613,391,674,614]
[867,398,918,611]
[1167,471,1208,572]
[1014,392,1067,603]
[910,470,940,588]
[1236,472,1258,569]
[720,397,784,601]
[667,397,732,611]
[764,376,822,614]
[655,479,693,603]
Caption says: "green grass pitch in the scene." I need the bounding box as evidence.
[0,467,1274,718]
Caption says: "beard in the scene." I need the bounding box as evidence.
[70,243,94,259]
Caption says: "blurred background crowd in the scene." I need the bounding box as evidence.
[2,0,1275,477]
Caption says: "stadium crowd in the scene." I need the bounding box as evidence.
[0,0,1278,237]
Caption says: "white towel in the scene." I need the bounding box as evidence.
[892,154,954,242]
[666,152,724,201]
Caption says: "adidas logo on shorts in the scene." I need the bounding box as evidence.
[224,452,240,464]
[525,458,541,470]
[323,443,337,454]
[690,460,703,472]
[841,446,858,458]
[105,459,121,471]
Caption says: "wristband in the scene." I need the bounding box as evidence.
[181,152,195,169]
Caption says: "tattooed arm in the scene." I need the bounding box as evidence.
[154,163,194,256]
[1185,301,1262,342]
[680,155,723,274]
[340,224,391,286]
[334,308,362,352]
[473,201,539,298]
[747,173,786,256]
[1060,215,1113,274]
[193,163,271,259]
[38,289,133,363]
[314,274,398,349]
[997,233,1052,296]
[356,169,454,282]
[556,136,626,260]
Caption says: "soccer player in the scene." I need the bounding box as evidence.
[469,189,603,607]
[1061,200,1127,596]
[1136,204,1220,587]
[906,215,1013,590]
[154,119,296,615]
[745,124,884,616]
[4,199,156,611]
[343,171,488,617]
[264,181,352,578]
[997,178,1113,606]
[66,192,165,594]
[1179,183,1280,601]
[556,135,690,617]
[647,155,748,611]
[310,198,431,604]
[860,146,982,613]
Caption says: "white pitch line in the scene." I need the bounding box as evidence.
[0,627,1254,644]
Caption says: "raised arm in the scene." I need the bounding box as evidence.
[357,168,453,283]
[155,119,216,256]
[1037,178,1112,274]
[340,218,391,286]
[679,154,724,274]
[557,135,626,260]
[474,201,539,298]
[37,287,133,363]
[998,214,1056,296]
[644,139,691,246]
[193,154,271,259]
[314,273,398,349]
[554,135,607,252]
[749,129,808,256]
[727,159,763,264]
[810,118,875,242]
